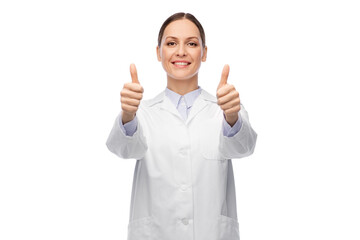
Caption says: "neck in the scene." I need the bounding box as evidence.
[167,74,199,95]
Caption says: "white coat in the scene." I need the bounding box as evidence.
[106,88,257,240]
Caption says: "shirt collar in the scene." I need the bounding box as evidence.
[165,86,202,109]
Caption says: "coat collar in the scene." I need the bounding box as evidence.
[143,88,217,124]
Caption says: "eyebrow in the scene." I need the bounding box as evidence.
[165,36,199,40]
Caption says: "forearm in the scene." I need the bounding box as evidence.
[220,104,257,159]
[106,112,147,159]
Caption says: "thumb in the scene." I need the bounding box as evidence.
[130,63,140,84]
[217,64,230,90]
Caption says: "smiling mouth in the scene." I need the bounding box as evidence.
[172,61,191,66]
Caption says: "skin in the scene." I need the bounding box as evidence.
[216,64,241,126]
[121,19,241,126]
[120,64,143,124]
[156,19,207,95]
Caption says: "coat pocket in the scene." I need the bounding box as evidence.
[127,216,153,240]
[201,150,227,162]
[218,214,240,240]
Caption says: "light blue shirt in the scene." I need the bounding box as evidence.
[119,86,242,137]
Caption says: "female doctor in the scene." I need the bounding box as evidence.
[106,12,257,240]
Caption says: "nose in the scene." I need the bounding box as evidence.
[176,43,187,57]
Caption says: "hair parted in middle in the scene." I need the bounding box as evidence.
[157,12,206,48]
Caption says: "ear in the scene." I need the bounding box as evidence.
[156,45,161,61]
[202,46,207,62]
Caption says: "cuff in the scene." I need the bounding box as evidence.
[118,114,138,137]
[222,113,242,137]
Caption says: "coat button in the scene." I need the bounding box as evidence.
[179,149,186,156]
[180,185,187,191]
[181,218,189,225]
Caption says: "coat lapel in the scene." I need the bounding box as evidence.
[161,94,183,121]
[186,89,217,124]
[154,88,217,124]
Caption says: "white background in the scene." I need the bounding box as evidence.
[1,0,359,239]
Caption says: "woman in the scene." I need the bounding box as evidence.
[106,12,257,240]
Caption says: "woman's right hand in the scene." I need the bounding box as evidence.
[121,63,144,124]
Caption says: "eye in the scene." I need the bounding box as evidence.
[167,42,176,46]
[188,42,198,47]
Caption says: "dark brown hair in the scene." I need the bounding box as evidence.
[157,12,206,48]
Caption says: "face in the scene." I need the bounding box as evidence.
[157,19,207,81]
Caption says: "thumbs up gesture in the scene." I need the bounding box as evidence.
[216,64,241,127]
[120,64,144,124]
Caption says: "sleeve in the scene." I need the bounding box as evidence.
[219,104,257,159]
[222,114,242,137]
[119,113,138,136]
[106,111,148,159]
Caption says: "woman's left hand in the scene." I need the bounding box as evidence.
[216,64,241,127]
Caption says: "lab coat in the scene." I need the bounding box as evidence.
[106,88,257,240]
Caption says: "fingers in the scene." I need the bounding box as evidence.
[121,64,143,123]
[219,97,240,110]
[121,103,138,113]
[217,87,241,114]
[217,84,235,99]
[121,97,141,107]
[120,87,142,115]
[120,64,143,116]
[123,82,144,93]
[215,64,241,120]
[217,64,230,90]
[121,87,143,100]
[223,105,241,115]
[130,63,139,84]
[217,89,239,105]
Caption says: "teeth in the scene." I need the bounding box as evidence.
[174,62,189,65]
